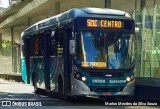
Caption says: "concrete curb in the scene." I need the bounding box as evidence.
[0,73,23,82]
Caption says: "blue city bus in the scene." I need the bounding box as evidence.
[20,8,136,100]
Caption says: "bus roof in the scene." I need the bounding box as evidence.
[22,8,132,36]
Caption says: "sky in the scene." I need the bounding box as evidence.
[0,0,9,8]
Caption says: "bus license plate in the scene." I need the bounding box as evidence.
[102,92,112,96]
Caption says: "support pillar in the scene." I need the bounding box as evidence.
[140,0,146,77]
[140,0,146,11]
[28,17,31,27]
[11,27,15,72]
[151,1,157,77]
[0,33,2,49]
[55,1,60,15]
[135,0,138,9]
[104,0,111,8]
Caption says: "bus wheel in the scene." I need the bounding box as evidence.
[32,74,41,94]
[58,76,63,100]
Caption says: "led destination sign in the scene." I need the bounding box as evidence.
[87,19,123,28]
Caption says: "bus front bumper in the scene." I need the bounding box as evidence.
[71,78,135,96]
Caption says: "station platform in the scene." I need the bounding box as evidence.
[0,73,22,82]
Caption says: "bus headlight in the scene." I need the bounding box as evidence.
[73,71,87,82]
[126,75,134,83]
[82,76,87,82]
[126,77,131,82]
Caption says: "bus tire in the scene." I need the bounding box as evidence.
[58,75,63,100]
[32,73,42,94]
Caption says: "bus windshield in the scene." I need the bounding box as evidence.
[75,31,136,69]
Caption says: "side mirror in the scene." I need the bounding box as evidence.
[51,31,55,37]
[69,40,75,54]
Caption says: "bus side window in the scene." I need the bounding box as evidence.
[57,29,64,55]
[23,37,31,57]
[47,29,64,56]
[34,36,39,56]
[22,37,25,57]
[32,35,43,56]
[47,30,57,56]
[30,36,35,57]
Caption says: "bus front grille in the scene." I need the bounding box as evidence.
[89,72,125,78]
[90,86,123,92]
